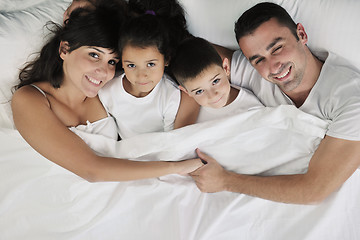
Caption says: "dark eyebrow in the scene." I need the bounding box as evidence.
[190,73,220,93]
[249,54,261,62]
[266,37,283,51]
[88,47,120,59]
[248,37,283,62]
[89,47,105,54]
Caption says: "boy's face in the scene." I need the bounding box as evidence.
[180,63,231,109]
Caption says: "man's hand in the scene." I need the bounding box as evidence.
[190,149,230,192]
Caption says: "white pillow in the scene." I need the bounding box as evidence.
[180,0,360,69]
[0,0,49,11]
[0,0,71,128]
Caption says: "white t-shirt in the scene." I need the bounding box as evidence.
[231,50,360,141]
[196,85,263,123]
[99,73,181,139]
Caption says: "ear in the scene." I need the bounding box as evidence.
[59,41,70,60]
[296,23,308,45]
[222,57,231,78]
[178,85,190,96]
[165,56,170,67]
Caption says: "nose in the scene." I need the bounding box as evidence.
[268,56,282,74]
[136,68,148,80]
[207,88,219,100]
[95,62,114,81]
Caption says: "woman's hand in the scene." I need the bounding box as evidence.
[175,157,204,175]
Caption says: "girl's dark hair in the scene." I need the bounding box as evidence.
[234,2,298,43]
[16,3,127,90]
[120,0,191,64]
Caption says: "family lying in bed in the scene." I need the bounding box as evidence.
[11,0,360,205]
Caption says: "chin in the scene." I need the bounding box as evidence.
[86,91,99,98]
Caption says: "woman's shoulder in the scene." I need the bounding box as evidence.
[12,84,50,108]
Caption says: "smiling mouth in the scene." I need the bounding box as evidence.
[86,75,102,85]
[213,96,223,104]
[274,66,291,81]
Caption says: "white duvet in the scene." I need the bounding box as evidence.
[1,105,360,240]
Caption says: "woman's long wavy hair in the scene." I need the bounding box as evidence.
[15,2,127,90]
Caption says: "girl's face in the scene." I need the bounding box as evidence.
[121,45,166,97]
[60,43,119,98]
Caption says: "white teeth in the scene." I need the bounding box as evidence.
[87,76,101,85]
[276,69,290,79]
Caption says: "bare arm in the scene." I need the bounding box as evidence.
[174,91,200,129]
[190,136,360,204]
[12,87,203,182]
[211,43,235,63]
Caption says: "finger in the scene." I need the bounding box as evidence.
[190,162,207,175]
[189,168,201,176]
[196,148,212,163]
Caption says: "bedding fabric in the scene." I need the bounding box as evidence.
[1,106,360,240]
[1,0,360,239]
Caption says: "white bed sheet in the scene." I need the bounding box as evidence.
[1,106,360,240]
[1,0,360,239]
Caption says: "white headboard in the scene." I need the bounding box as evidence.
[1,0,359,128]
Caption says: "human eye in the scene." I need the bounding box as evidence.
[89,52,99,59]
[108,59,118,66]
[195,89,204,95]
[255,57,265,65]
[147,62,155,67]
[127,63,135,68]
[272,45,282,54]
[212,78,220,85]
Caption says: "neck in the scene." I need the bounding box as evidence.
[225,86,239,107]
[50,81,88,109]
[123,75,153,98]
[284,49,324,107]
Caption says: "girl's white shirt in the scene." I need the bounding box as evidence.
[99,72,181,139]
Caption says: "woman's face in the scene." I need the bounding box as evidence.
[60,44,119,97]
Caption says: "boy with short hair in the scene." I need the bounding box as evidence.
[171,37,263,123]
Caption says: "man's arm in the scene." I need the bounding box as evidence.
[190,136,360,204]
[211,43,235,63]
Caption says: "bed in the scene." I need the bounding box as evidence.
[1,0,360,239]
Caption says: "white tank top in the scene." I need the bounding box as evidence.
[30,84,118,140]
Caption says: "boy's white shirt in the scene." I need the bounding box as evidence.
[98,72,181,139]
[196,85,264,123]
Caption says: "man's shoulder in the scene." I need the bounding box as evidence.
[323,53,360,78]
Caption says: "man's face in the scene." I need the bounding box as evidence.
[238,18,308,93]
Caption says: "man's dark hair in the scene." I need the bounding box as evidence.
[234,2,298,43]
[170,37,223,87]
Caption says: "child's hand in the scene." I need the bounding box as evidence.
[176,158,204,175]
